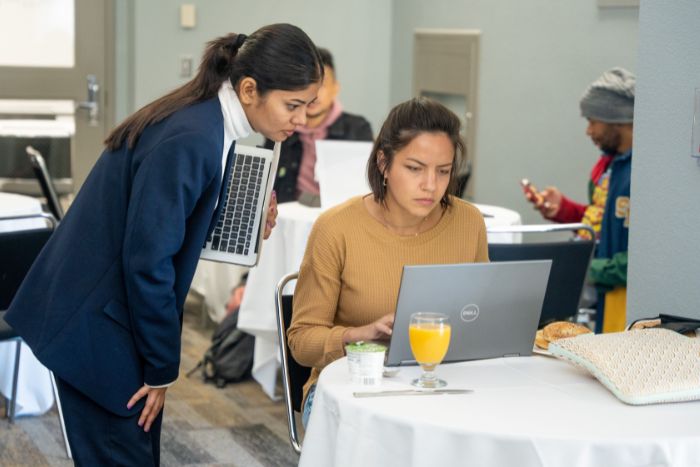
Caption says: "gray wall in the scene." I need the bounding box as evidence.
[127,0,392,145]
[114,0,133,124]
[390,1,638,221]
[627,0,700,321]
[115,2,700,322]
[119,1,639,222]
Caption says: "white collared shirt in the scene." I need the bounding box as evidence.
[217,79,253,180]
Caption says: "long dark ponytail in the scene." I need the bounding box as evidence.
[105,23,323,150]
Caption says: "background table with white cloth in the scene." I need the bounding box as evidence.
[0,192,55,416]
[300,355,700,467]
[0,192,46,232]
[190,260,247,323]
[237,200,523,399]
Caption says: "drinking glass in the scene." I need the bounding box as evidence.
[408,312,451,388]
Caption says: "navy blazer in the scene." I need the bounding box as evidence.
[6,97,226,416]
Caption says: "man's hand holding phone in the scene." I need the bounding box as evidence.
[520,178,562,219]
[520,178,544,205]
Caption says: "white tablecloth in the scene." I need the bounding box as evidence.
[190,261,247,323]
[0,192,45,232]
[0,192,55,416]
[477,202,523,243]
[237,201,522,399]
[0,343,55,416]
[237,202,320,398]
[300,356,700,467]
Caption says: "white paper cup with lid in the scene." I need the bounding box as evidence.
[345,342,386,386]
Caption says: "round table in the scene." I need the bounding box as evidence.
[300,356,700,467]
[0,192,55,416]
[237,200,523,399]
[0,192,44,232]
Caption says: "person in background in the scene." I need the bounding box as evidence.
[288,97,488,427]
[225,272,248,317]
[6,24,323,465]
[265,47,373,204]
[523,67,634,333]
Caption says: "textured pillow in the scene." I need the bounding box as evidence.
[549,328,700,405]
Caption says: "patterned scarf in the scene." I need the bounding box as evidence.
[295,100,344,196]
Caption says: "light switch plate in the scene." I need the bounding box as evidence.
[179,55,193,78]
[692,88,700,158]
[180,4,196,29]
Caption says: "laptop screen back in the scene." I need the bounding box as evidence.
[315,140,373,210]
[385,260,552,366]
[488,240,594,326]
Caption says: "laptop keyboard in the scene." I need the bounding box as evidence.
[207,153,265,256]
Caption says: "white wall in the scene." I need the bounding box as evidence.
[129,0,392,144]
[390,1,638,221]
[627,0,700,321]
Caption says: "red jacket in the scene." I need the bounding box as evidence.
[549,155,612,223]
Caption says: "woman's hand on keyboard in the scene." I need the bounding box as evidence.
[342,314,395,345]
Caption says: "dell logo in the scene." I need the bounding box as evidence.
[460,304,480,322]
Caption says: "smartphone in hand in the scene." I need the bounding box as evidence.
[520,178,544,205]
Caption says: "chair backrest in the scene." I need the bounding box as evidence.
[487,223,595,326]
[0,214,56,311]
[275,271,311,454]
[26,146,64,221]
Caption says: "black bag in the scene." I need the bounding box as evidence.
[187,310,255,388]
[628,313,700,335]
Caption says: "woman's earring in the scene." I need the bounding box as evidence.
[383,177,387,187]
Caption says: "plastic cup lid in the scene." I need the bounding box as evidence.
[345,341,387,353]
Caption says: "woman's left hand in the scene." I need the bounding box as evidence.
[127,385,168,432]
[263,191,278,240]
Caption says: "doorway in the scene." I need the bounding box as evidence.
[0,0,115,197]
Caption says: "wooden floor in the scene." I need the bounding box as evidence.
[0,307,299,466]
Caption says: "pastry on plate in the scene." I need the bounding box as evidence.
[542,321,592,342]
[535,321,592,350]
[534,329,549,350]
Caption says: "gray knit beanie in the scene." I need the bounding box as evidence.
[579,67,635,124]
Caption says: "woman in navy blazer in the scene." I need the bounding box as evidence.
[6,23,323,465]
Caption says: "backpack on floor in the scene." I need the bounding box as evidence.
[187,310,255,388]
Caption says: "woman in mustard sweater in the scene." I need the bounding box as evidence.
[287,97,489,426]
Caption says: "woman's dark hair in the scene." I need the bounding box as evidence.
[317,47,335,72]
[367,97,466,208]
[105,23,323,150]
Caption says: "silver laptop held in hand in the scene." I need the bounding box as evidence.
[200,143,280,267]
[385,260,552,366]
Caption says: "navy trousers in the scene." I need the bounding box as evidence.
[55,376,163,466]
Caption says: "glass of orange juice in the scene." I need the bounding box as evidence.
[409,312,451,388]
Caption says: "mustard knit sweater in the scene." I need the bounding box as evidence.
[287,195,489,401]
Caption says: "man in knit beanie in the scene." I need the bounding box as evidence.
[580,67,635,126]
[522,67,634,333]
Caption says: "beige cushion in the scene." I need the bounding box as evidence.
[549,328,700,405]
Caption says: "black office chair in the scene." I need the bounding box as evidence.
[487,223,596,327]
[25,146,65,221]
[456,160,472,199]
[275,271,311,455]
[0,213,72,459]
